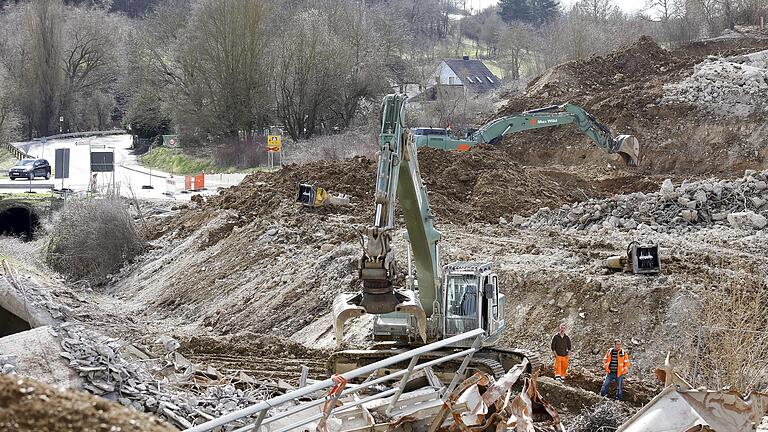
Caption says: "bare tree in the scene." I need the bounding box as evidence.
[27,0,64,137]
[498,22,537,79]
[575,0,620,21]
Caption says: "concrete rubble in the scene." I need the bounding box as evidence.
[525,170,768,232]
[663,49,768,116]
[0,323,291,430]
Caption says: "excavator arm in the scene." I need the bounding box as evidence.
[416,103,641,167]
[333,94,440,344]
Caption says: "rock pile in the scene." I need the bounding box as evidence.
[525,171,768,232]
[55,324,281,430]
[663,49,768,116]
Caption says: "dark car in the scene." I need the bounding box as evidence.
[8,158,51,180]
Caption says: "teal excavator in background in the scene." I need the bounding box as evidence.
[413,103,641,167]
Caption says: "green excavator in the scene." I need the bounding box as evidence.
[412,103,640,167]
[328,95,640,379]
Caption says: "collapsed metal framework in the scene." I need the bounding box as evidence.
[184,329,486,432]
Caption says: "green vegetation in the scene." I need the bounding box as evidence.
[140,147,217,175]
[0,145,18,175]
[140,147,266,175]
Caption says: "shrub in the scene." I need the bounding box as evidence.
[46,198,144,285]
[213,136,269,168]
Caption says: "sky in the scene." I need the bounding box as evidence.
[467,0,648,14]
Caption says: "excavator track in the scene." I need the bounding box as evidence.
[485,346,542,374]
[328,345,541,383]
[469,357,505,379]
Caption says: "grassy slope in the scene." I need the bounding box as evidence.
[140,147,217,175]
[0,145,19,178]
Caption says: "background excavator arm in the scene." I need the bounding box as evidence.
[416,103,641,167]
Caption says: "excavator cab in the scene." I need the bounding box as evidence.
[442,262,505,347]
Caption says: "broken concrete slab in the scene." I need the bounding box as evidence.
[0,325,83,388]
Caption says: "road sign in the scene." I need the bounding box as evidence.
[163,135,179,147]
[54,148,70,179]
[267,135,281,153]
[91,151,115,172]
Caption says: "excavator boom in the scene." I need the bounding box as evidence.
[333,94,439,345]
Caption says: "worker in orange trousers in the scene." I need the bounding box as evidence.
[551,323,572,382]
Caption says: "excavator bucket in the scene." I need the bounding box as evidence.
[614,135,641,167]
[296,183,319,206]
[296,183,350,207]
[332,290,427,347]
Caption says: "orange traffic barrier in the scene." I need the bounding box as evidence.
[184,172,206,191]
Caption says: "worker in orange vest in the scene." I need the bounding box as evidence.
[600,339,631,400]
[550,323,571,382]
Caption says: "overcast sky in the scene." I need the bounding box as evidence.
[466,0,648,14]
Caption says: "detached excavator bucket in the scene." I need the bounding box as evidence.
[297,183,350,207]
[614,135,641,167]
[296,183,318,206]
[332,290,427,346]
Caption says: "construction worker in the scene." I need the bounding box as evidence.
[550,323,571,382]
[600,339,631,400]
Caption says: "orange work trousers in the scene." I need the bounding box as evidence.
[554,355,569,378]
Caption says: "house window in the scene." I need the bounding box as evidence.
[466,76,474,83]
[487,76,494,83]
[448,76,456,85]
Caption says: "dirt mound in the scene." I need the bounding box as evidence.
[149,146,606,243]
[524,36,680,104]
[0,374,174,432]
[419,146,604,221]
[492,35,768,176]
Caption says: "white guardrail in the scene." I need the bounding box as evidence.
[184,329,486,432]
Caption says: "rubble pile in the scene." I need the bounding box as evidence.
[663,49,768,116]
[525,170,768,231]
[55,324,284,430]
[568,401,627,432]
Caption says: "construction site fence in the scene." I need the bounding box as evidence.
[183,328,486,432]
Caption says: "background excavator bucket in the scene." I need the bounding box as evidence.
[615,135,641,167]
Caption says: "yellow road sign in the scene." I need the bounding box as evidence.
[267,135,281,152]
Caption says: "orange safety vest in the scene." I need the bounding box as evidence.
[603,348,631,377]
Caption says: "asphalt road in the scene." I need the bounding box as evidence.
[0,134,171,199]
[0,134,247,199]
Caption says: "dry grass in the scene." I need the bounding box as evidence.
[694,270,768,392]
[46,198,144,285]
[282,129,377,165]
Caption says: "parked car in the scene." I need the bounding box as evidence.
[8,158,51,180]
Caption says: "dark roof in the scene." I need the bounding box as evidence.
[443,59,501,93]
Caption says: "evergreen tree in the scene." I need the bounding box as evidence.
[530,0,560,26]
[499,0,560,27]
[498,0,532,24]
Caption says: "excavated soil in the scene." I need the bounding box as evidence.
[495,34,768,175]
[0,375,174,432]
